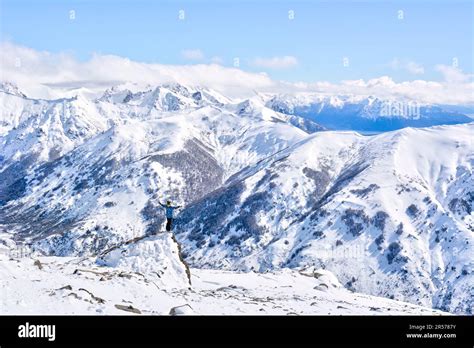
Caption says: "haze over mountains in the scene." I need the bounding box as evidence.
[0,81,472,314]
[266,93,473,132]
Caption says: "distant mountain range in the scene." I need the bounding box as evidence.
[265,93,473,132]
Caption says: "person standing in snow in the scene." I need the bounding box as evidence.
[159,200,181,232]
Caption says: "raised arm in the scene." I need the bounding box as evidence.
[158,202,166,207]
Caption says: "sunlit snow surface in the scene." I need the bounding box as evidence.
[0,251,445,315]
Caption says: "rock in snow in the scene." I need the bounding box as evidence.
[169,304,194,315]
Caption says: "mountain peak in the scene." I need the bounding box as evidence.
[0,81,27,98]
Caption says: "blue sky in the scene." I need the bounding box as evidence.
[1,0,472,83]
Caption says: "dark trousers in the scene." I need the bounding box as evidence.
[166,218,173,231]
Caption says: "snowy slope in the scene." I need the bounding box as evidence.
[0,249,446,315]
[0,95,108,166]
[0,83,311,252]
[176,124,474,314]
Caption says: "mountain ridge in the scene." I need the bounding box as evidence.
[1,81,472,314]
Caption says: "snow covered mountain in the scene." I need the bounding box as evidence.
[1,81,472,315]
[0,82,317,251]
[176,124,474,314]
[266,94,473,132]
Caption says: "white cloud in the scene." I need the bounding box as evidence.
[1,42,472,105]
[406,61,424,75]
[280,75,473,105]
[389,58,424,75]
[435,64,472,83]
[251,56,298,69]
[181,49,204,61]
[0,42,274,99]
